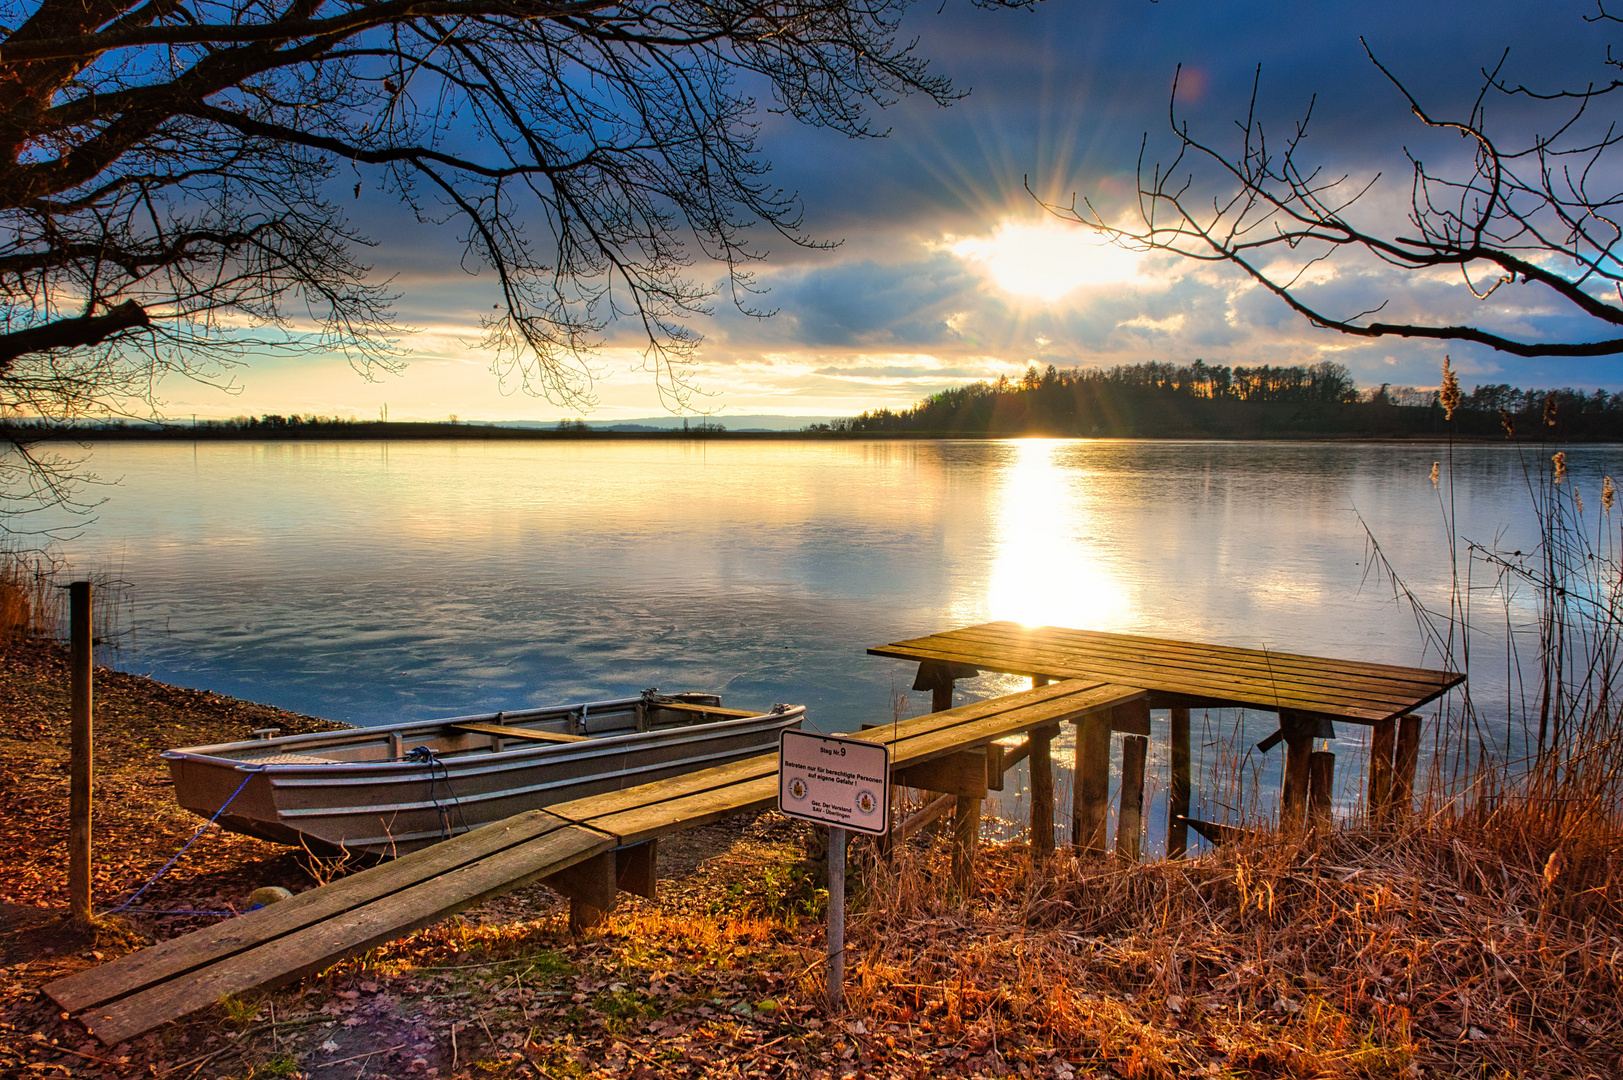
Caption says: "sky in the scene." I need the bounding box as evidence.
[158,0,1623,423]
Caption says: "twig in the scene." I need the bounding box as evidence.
[317,1042,407,1068]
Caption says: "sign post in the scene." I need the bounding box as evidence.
[778,730,890,1011]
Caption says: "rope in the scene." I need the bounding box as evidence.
[101,768,258,917]
[407,746,470,839]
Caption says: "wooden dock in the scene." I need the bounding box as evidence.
[871,621,1464,855]
[47,677,1140,1045]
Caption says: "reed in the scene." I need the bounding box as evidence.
[0,543,64,639]
[0,542,132,657]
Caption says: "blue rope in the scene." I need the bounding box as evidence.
[101,769,258,917]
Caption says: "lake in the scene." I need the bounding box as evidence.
[37,437,1623,849]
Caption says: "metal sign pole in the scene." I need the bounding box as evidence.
[776,729,889,1015]
[827,825,845,1010]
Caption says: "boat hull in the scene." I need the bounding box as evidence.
[164,695,801,857]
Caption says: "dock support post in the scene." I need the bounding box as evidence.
[544,850,619,935]
[952,794,981,894]
[1280,719,1313,838]
[1167,706,1191,858]
[1072,711,1111,857]
[68,581,93,927]
[1368,717,1396,824]
[1029,724,1056,862]
[1116,734,1147,861]
[1307,751,1335,834]
[1392,715,1422,823]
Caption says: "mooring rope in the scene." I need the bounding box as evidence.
[408,745,471,839]
[100,768,258,917]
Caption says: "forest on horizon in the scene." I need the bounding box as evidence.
[812,361,1623,440]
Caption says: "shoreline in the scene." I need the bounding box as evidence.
[2,635,1618,1078]
[11,425,1618,444]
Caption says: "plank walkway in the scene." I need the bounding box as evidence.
[47,678,1139,1046]
[869,621,1463,724]
[870,622,1464,854]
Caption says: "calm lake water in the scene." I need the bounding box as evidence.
[39,437,1623,850]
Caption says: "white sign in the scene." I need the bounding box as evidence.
[778,730,891,836]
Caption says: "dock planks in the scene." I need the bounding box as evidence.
[48,678,1141,1046]
[869,622,1462,723]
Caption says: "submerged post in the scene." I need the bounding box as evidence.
[1368,716,1397,824]
[68,581,93,926]
[1307,750,1335,834]
[827,826,845,1010]
[1116,734,1147,861]
[1167,706,1192,858]
[1072,712,1111,856]
[1392,715,1422,823]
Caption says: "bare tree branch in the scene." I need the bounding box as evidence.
[1044,23,1623,360]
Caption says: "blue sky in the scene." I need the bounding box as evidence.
[161,0,1623,422]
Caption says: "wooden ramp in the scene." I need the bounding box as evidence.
[48,678,1140,1046]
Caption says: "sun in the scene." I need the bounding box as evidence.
[951,220,1142,302]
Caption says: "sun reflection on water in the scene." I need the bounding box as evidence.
[986,440,1130,629]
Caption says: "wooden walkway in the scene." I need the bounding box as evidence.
[48,678,1140,1046]
[870,621,1464,853]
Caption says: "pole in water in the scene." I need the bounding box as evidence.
[827,826,845,1011]
[67,580,93,926]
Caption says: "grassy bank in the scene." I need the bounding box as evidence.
[2,631,1619,1079]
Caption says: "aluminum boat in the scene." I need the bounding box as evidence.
[163,692,803,856]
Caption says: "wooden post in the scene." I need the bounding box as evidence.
[1307,751,1335,834]
[951,794,981,894]
[68,580,93,926]
[1280,726,1313,837]
[828,826,845,1010]
[932,682,954,713]
[1368,717,1396,824]
[1167,706,1191,858]
[1072,712,1111,856]
[1116,734,1147,861]
[1029,724,1056,862]
[544,850,618,934]
[1391,715,1422,822]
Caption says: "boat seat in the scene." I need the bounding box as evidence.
[452,721,589,744]
[645,701,761,719]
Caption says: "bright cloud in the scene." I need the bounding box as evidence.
[949,220,1144,301]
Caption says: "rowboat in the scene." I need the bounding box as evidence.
[162,692,804,857]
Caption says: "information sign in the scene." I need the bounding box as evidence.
[778,730,891,836]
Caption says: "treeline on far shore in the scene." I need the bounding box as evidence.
[814,361,1623,440]
[9,360,1623,441]
[0,415,737,441]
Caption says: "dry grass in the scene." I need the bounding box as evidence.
[845,816,1622,1079]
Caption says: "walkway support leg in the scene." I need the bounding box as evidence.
[1029,724,1056,862]
[1307,751,1335,835]
[545,850,619,935]
[1116,734,1147,861]
[1072,712,1111,857]
[952,793,981,895]
[1281,732,1313,837]
[1392,715,1422,823]
[1168,706,1191,858]
[1368,718,1396,824]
